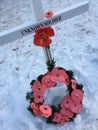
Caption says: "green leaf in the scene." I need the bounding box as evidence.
[46,58,56,71]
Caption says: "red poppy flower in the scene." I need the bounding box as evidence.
[45,11,53,18]
[32,81,41,92]
[52,112,62,123]
[34,85,46,96]
[71,79,76,89]
[34,26,54,47]
[61,115,70,125]
[31,102,38,110]
[35,27,54,37]
[60,95,73,109]
[71,102,82,113]
[50,68,70,85]
[34,95,44,104]
[71,89,83,104]
[42,75,56,88]
[30,102,42,116]
[58,69,70,86]
[60,107,74,118]
[39,104,52,118]
[32,81,46,96]
[50,68,65,83]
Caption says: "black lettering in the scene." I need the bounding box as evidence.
[52,18,58,23]
[48,20,52,24]
[58,16,62,21]
[44,21,50,26]
[21,29,32,35]
[29,27,36,32]
[39,23,44,27]
[51,16,62,24]
[34,25,40,30]
[21,16,62,35]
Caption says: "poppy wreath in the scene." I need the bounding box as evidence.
[26,26,84,125]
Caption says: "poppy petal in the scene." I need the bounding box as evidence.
[32,81,41,92]
[42,75,56,88]
[71,89,83,104]
[34,95,44,103]
[71,79,76,89]
[52,112,62,123]
[39,104,52,116]
[60,95,73,108]
[60,108,74,118]
[46,26,54,37]
[71,103,82,113]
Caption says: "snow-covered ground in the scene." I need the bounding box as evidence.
[0,0,98,130]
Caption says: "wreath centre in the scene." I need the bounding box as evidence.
[44,83,67,106]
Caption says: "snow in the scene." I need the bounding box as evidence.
[0,0,98,130]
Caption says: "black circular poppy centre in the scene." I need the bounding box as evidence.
[66,101,69,104]
[47,12,51,15]
[44,107,48,110]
